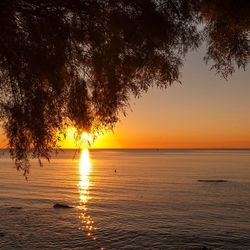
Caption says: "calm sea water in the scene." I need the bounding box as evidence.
[0,149,250,249]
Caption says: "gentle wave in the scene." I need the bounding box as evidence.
[0,149,250,249]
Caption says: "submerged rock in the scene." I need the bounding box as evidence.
[191,247,211,250]
[9,206,23,210]
[53,203,74,209]
[186,247,211,250]
[198,179,228,183]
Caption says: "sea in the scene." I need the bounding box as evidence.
[0,149,250,249]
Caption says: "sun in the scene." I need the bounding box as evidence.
[60,127,99,148]
[81,132,93,144]
[81,132,92,141]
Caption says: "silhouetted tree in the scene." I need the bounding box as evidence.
[201,0,250,77]
[0,0,249,174]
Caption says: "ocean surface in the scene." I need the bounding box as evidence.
[0,149,250,249]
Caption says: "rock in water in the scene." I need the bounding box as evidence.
[198,179,228,183]
[53,203,73,209]
[9,206,23,210]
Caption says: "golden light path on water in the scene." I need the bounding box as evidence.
[78,149,97,241]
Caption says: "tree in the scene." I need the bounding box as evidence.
[0,0,249,175]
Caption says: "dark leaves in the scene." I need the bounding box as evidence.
[0,0,249,174]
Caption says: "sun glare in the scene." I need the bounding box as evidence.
[81,132,93,148]
[78,149,96,240]
[79,149,91,175]
[81,132,91,141]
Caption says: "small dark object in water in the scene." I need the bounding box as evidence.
[169,246,211,250]
[0,232,5,237]
[53,203,73,209]
[114,169,117,173]
[198,179,228,183]
[187,247,211,250]
[9,206,23,210]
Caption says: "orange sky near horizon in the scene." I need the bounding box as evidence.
[1,47,250,149]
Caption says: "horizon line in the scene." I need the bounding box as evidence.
[2,147,250,151]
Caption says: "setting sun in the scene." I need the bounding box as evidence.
[60,127,95,149]
[81,132,93,144]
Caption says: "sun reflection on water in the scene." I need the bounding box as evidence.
[78,149,96,240]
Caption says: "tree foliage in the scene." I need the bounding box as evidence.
[0,0,249,174]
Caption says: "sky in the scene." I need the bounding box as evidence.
[90,46,250,148]
[1,47,250,149]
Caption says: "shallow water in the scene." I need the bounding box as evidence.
[0,149,250,249]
